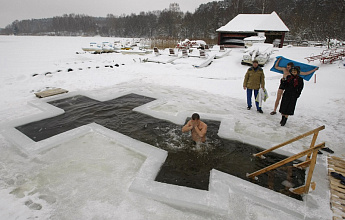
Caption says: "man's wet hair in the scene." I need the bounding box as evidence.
[287,62,294,67]
[192,113,200,120]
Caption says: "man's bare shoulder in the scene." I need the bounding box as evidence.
[200,121,207,128]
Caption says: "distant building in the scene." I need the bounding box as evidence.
[216,11,289,48]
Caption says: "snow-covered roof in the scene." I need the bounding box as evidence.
[216,11,289,33]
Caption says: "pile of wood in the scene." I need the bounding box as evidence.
[328,156,345,219]
[35,88,68,98]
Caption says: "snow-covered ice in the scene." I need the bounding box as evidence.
[0,36,344,219]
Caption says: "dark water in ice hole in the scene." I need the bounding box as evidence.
[16,94,305,200]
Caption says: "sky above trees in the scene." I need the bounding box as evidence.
[0,0,214,28]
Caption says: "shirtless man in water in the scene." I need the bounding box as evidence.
[182,113,207,143]
[270,57,318,115]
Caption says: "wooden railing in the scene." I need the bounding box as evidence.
[247,125,325,195]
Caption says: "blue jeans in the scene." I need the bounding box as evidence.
[246,89,261,110]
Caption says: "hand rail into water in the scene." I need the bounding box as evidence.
[247,125,326,195]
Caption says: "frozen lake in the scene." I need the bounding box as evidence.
[1,36,344,219]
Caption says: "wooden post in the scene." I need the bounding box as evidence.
[304,148,319,193]
[306,131,319,160]
[291,147,320,195]
[280,32,285,48]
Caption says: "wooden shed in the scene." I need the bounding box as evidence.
[216,11,289,48]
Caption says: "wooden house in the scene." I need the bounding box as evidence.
[216,11,289,48]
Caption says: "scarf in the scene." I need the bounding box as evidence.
[287,75,299,87]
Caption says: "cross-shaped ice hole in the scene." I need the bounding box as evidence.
[16,93,305,200]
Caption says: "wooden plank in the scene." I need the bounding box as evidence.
[331,196,345,206]
[330,180,345,192]
[331,156,345,164]
[35,88,68,98]
[329,161,345,171]
[328,165,345,176]
[329,157,345,166]
[329,159,345,168]
[332,189,345,200]
[331,162,345,171]
[331,208,345,219]
[330,159,345,220]
[331,202,344,211]
[328,155,345,220]
[330,178,345,189]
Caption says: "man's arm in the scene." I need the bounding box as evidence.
[274,57,285,71]
[282,70,290,79]
[182,121,193,133]
[261,71,265,89]
[300,67,319,76]
[194,124,207,138]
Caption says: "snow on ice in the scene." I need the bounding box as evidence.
[0,36,344,219]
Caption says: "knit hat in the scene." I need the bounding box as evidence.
[290,66,300,75]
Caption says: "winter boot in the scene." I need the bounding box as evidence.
[280,115,284,125]
[281,116,287,126]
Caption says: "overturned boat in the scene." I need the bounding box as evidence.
[241,43,273,66]
[82,42,103,53]
[144,48,180,64]
[244,32,266,48]
[101,42,115,53]
[209,45,231,59]
[120,47,152,55]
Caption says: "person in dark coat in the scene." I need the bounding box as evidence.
[279,66,304,126]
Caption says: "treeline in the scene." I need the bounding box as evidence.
[1,0,344,41]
